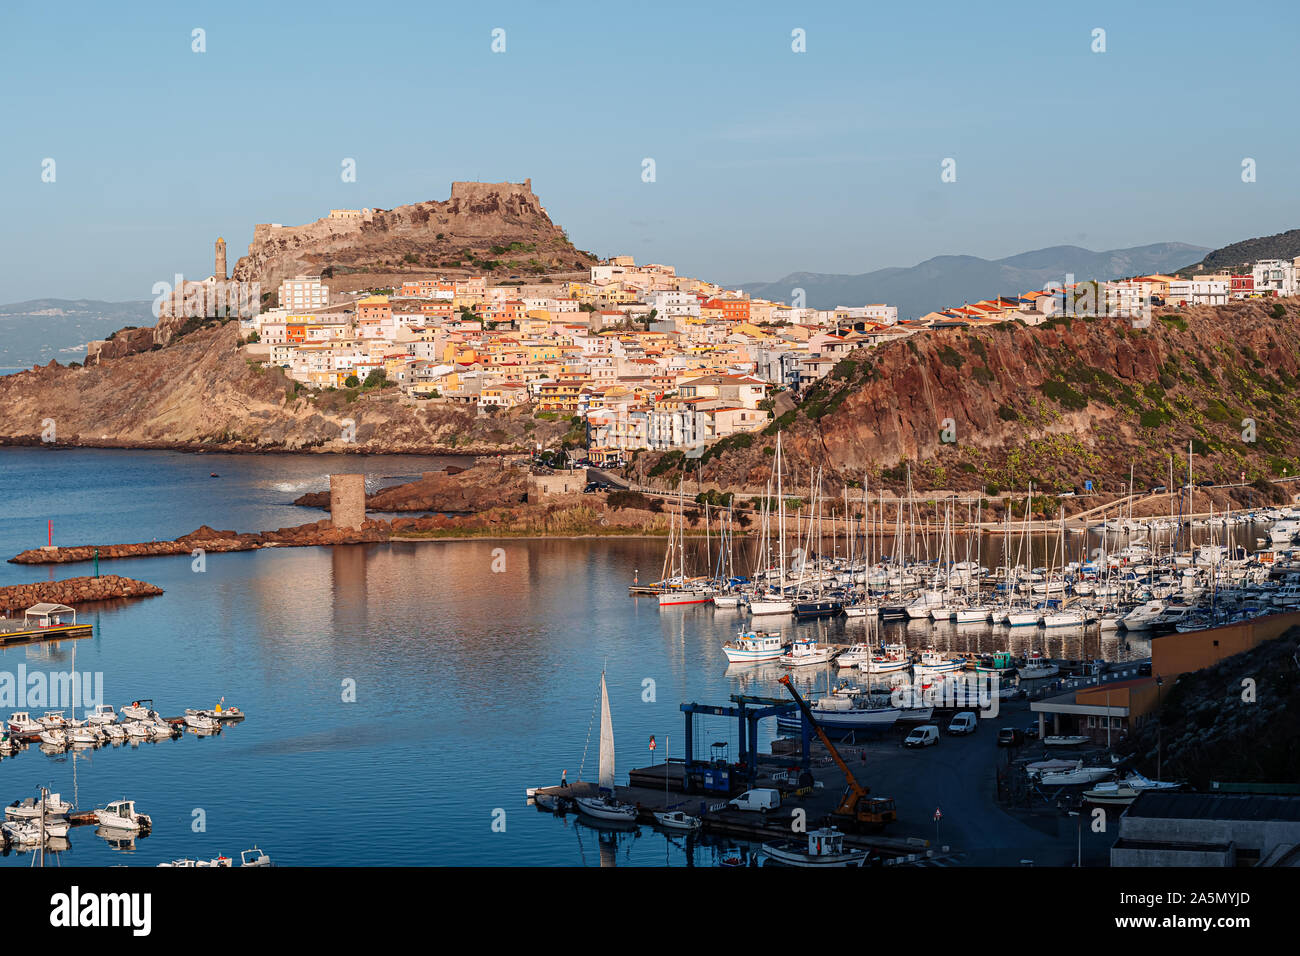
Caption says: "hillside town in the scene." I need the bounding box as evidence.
[225,216,1300,459]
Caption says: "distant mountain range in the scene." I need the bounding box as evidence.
[0,299,155,368]
[738,242,1211,318]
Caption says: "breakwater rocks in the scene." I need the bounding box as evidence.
[9,520,390,565]
[0,574,163,613]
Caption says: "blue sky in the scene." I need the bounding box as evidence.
[1,0,1297,302]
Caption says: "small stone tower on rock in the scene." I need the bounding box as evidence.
[215,237,227,281]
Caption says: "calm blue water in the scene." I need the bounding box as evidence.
[0,447,1158,866]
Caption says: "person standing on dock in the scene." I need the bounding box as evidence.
[561,769,568,788]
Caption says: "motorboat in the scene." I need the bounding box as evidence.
[862,646,911,675]
[68,726,99,746]
[749,595,795,616]
[37,711,68,730]
[974,651,1017,676]
[120,701,155,721]
[1041,735,1090,747]
[1039,765,1114,786]
[6,793,72,821]
[240,847,273,867]
[87,705,118,726]
[832,644,874,668]
[779,637,834,667]
[38,729,67,748]
[1120,600,1165,631]
[652,810,702,831]
[575,793,638,823]
[2,817,70,844]
[763,828,866,867]
[183,710,221,732]
[95,799,152,833]
[123,721,152,739]
[722,630,787,664]
[102,723,127,741]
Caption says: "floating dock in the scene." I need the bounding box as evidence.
[0,622,92,645]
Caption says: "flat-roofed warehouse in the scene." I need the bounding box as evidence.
[1112,791,1300,867]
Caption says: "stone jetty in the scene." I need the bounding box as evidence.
[0,574,163,613]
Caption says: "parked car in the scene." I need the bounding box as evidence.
[946,712,978,735]
[1149,485,1168,494]
[904,725,940,748]
[1024,723,1040,740]
[1197,479,1215,487]
[997,728,1024,747]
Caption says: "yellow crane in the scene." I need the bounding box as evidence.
[779,675,898,832]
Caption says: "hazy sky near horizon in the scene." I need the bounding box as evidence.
[1,0,1297,303]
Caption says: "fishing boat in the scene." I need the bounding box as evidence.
[914,649,964,676]
[833,644,874,668]
[574,671,639,824]
[652,810,702,831]
[7,712,42,735]
[762,827,867,867]
[6,793,72,821]
[779,637,834,667]
[974,651,1017,676]
[722,630,787,664]
[775,695,901,736]
[95,799,152,833]
[863,643,911,675]
[1018,652,1059,680]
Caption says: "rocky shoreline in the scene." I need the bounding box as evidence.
[0,574,163,613]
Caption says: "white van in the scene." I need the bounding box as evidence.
[728,788,781,812]
[904,725,940,748]
[947,712,978,735]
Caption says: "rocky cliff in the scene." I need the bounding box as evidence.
[0,323,567,453]
[665,298,1300,494]
[233,180,596,298]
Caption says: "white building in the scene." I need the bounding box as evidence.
[279,275,330,311]
[1167,279,1228,307]
[1252,259,1298,298]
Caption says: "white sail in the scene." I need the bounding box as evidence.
[598,673,615,793]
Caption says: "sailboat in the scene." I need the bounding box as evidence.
[750,432,794,615]
[657,490,712,606]
[574,672,639,823]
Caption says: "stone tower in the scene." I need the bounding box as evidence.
[215,237,227,281]
[329,474,366,531]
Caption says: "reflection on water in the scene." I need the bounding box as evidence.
[0,448,1269,866]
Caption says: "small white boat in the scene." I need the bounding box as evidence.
[575,794,638,822]
[1082,782,1140,805]
[123,721,151,739]
[6,793,72,821]
[37,711,68,730]
[38,729,68,748]
[7,712,43,735]
[119,701,154,721]
[95,799,152,833]
[2,817,70,844]
[183,710,221,732]
[240,846,273,867]
[914,650,964,676]
[1041,735,1090,747]
[148,721,175,740]
[652,810,702,831]
[68,727,99,746]
[763,827,866,867]
[712,593,742,608]
[103,723,127,740]
[87,705,118,726]
[749,596,794,615]
[779,637,834,667]
[1018,652,1059,680]
[722,630,787,664]
[1040,765,1114,786]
